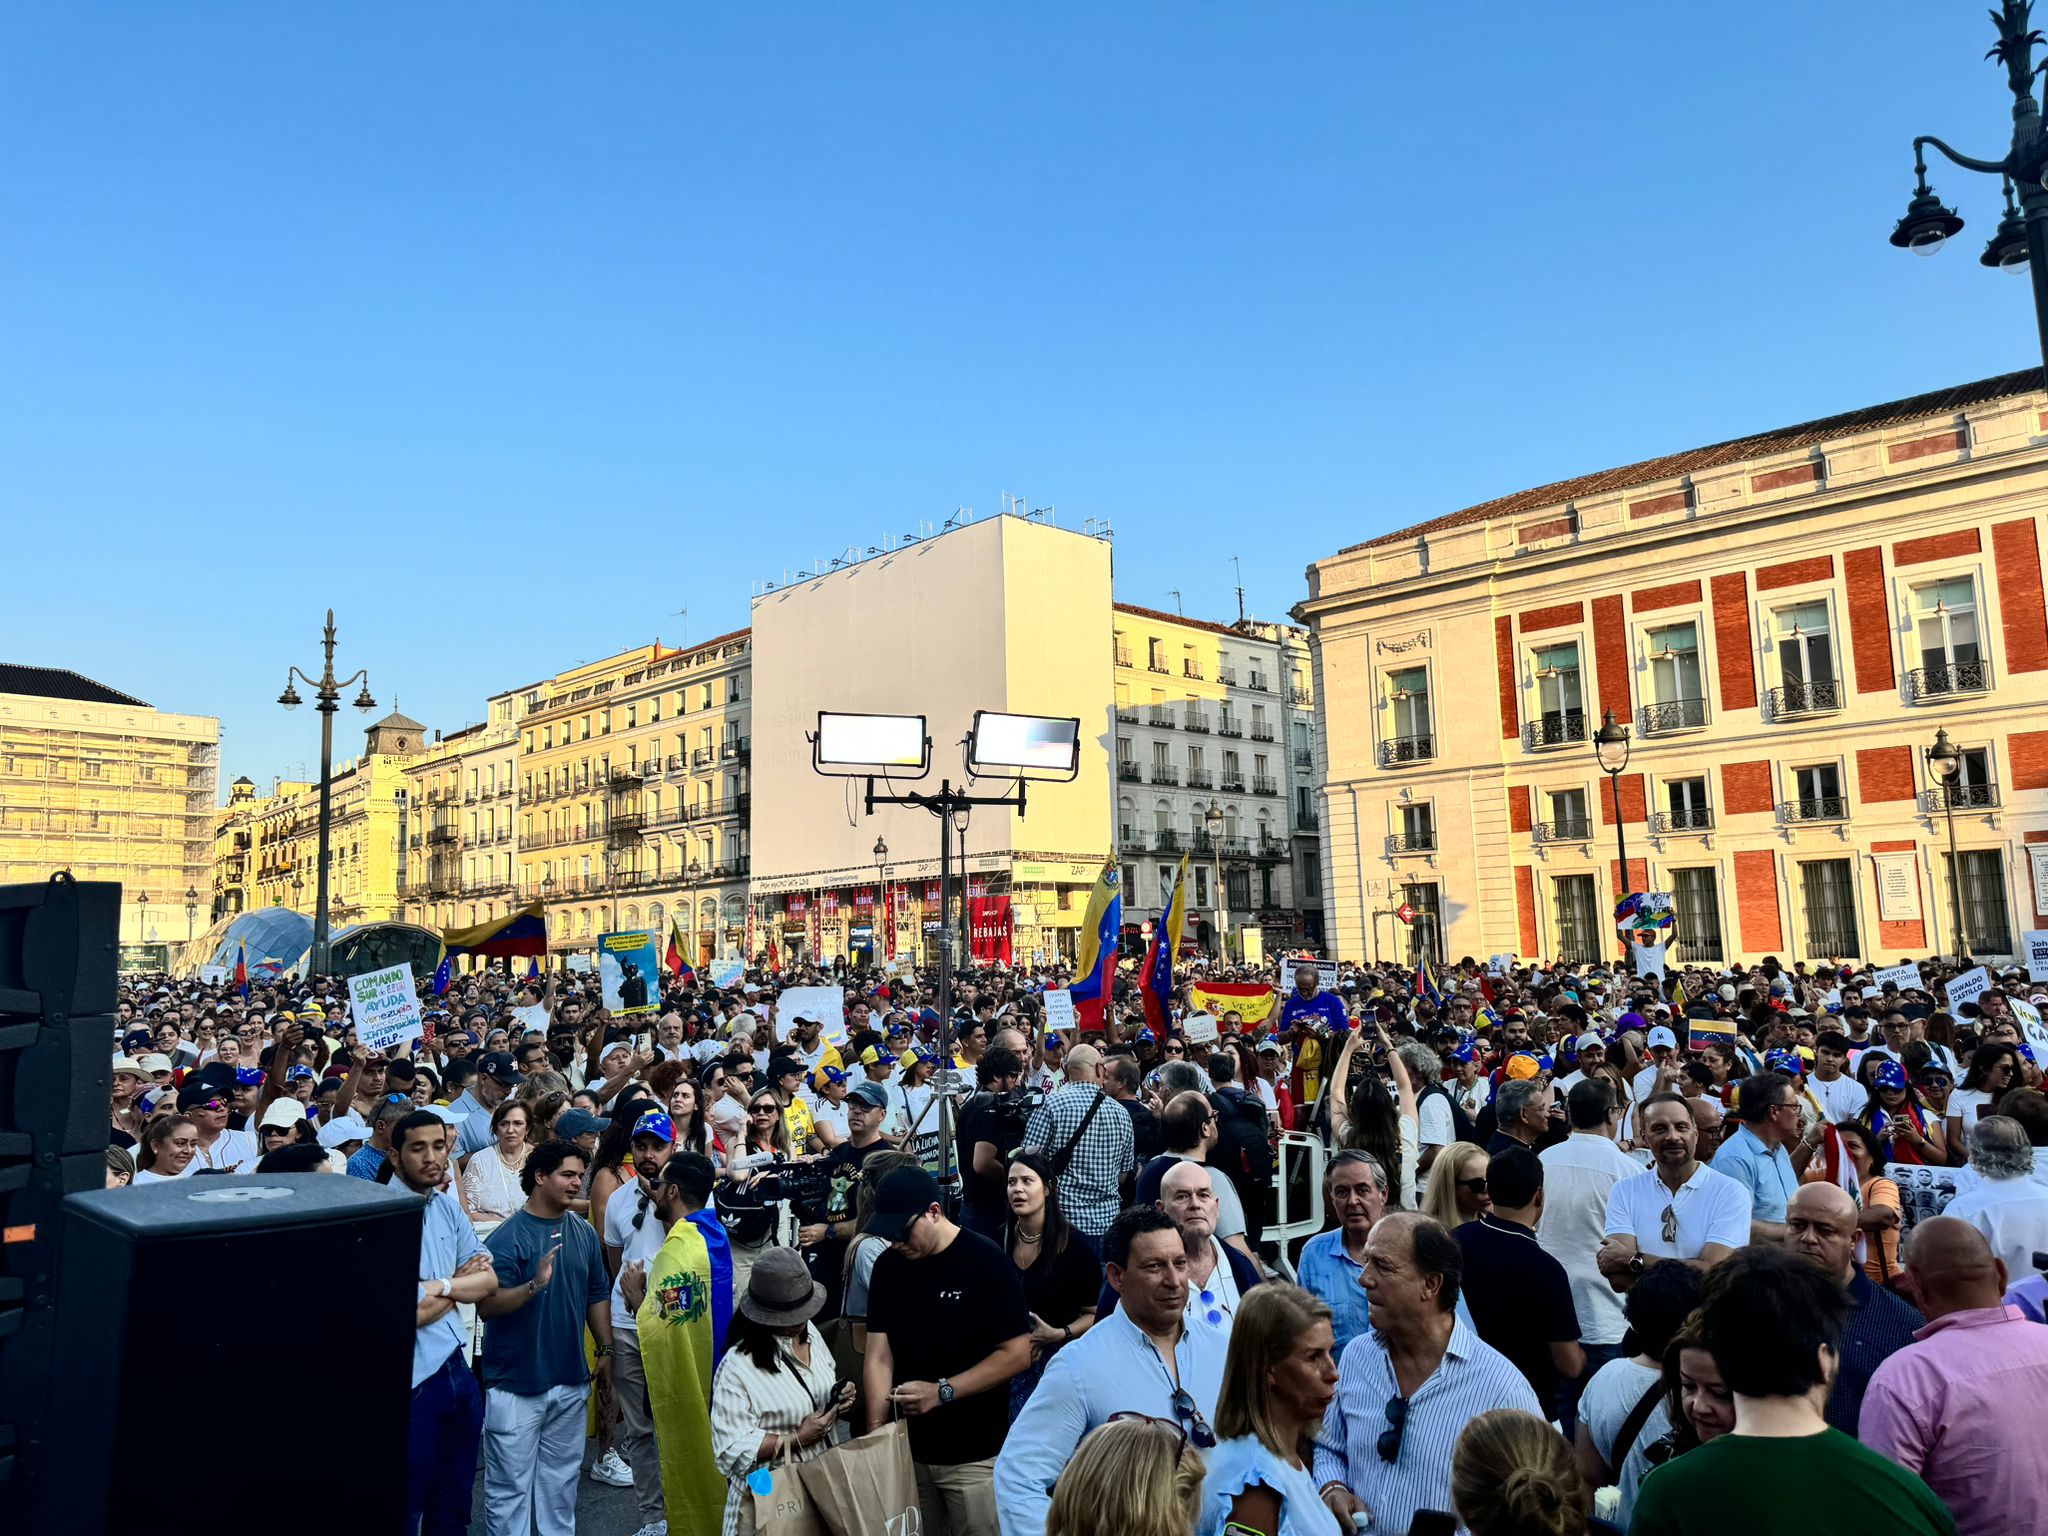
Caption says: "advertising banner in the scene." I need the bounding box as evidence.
[969,896,1013,965]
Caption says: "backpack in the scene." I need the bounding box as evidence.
[1421,1080,1482,1147]
[1207,1087,1273,1245]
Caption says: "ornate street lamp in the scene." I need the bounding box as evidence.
[278,609,375,975]
[1925,728,1973,966]
[1594,710,1634,960]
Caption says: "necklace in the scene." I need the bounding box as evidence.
[1015,1228,1043,1244]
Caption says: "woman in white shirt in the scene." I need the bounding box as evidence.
[457,1100,529,1234]
[707,1249,855,1536]
[133,1114,200,1184]
[1946,1041,2022,1159]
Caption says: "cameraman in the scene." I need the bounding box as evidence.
[956,1044,1028,1240]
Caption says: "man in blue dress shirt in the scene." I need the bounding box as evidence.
[1295,1149,1387,1359]
[995,1207,1229,1536]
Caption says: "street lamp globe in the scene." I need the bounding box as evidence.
[278,681,302,711]
[353,685,377,714]
[1926,726,1962,779]
[873,836,889,863]
[1981,192,2031,271]
[1204,803,1224,838]
[1889,181,1965,256]
[1594,710,1632,774]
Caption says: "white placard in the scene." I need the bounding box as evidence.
[1042,988,1075,1037]
[1874,963,1922,993]
[198,965,228,984]
[348,963,423,1055]
[1945,965,1993,1013]
[776,986,846,1046]
[1872,853,1921,923]
[2032,847,2048,917]
[1632,942,1667,982]
[512,1003,550,1035]
[709,958,745,988]
[2023,930,2048,983]
[1183,1011,1220,1045]
[1488,953,1516,976]
[2009,995,2048,1049]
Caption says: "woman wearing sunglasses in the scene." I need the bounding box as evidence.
[1419,1144,1491,1231]
[1200,1283,1344,1535]
[1946,1041,2021,1160]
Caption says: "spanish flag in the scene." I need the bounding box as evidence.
[443,902,549,960]
[1069,860,1123,1032]
[1189,981,1277,1024]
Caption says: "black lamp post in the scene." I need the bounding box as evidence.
[1890,1,2048,384]
[184,886,198,943]
[1594,709,1634,960]
[1925,728,1973,966]
[1204,802,1227,960]
[873,836,889,961]
[278,609,376,976]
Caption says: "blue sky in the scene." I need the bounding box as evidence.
[2,3,2036,789]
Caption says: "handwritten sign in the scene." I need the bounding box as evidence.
[1042,988,1075,1038]
[347,963,423,1055]
[776,986,846,1046]
[709,958,745,989]
[1183,1011,1220,1045]
[1944,966,1993,1014]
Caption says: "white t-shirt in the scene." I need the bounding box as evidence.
[1453,1076,1492,1119]
[707,1092,748,1149]
[1604,1161,1752,1260]
[195,1128,258,1174]
[1947,1086,1994,1146]
[811,1099,850,1144]
[1538,1133,1645,1346]
[1810,1073,1869,1125]
[1579,1356,1668,1525]
[602,1184,670,1333]
[1415,1090,1455,1152]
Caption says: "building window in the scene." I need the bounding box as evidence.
[1670,867,1724,963]
[1226,867,1252,909]
[1544,788,1589,842]
[1908,577,1988,698]
[1400,881,1441,963]
[1643,623,1707,730]
[1121,862,1138,900]
[1383,667,1433,764]
[1528,643,1586,747]
[1771,601,1841,716]
[1300,854,1321,900]
[1661,776,1711,832]
[1552,875,1599,965]
[1937,745,1999,810]
[1194,866,1210,906]
[1797,859,1860,958]
[1159,866,1177,905]
[1148,638,1168,672]
[1397,801,1436,852]
[1944,849,2014,955]
[1789,764,1846,822]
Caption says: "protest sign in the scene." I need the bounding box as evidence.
[2009,996,2048,1054]
[512,1003,549,1035]
[777,986,846,1046]
[348,963,423,1055]
[2024,930,2048,983]
[1183,1011,1220,1045]
[1874,963,1922,993]
[597,930,661,1015]
[1042,988,1075,1037]
[1944,966,1993,1013]
[710,957,745,989]
[1487,954,1516,976]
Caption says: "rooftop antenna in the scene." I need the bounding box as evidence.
[1232,557,1245,624]
[1167,588,1184,616]
[672,607,688,647]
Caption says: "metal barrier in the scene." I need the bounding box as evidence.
[1266,1131,1327,1281]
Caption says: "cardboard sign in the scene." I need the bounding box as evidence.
[709,958,745,989]
[1874,963,1922,993]
[777,985,846,1046]
[2008,996,2048,1053]
[1944,966,1993,1014]
[347,963,423,1056]
[2023,930,2048,983]
[1183,1011,1220,1045]
[1042,988,1075,1038]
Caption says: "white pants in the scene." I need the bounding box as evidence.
[483,1381,588,1536]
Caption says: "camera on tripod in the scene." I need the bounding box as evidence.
[981,1082,1044,1140]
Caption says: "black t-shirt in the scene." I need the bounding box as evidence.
[955,1095,1023,1221]
[1454,1216,1579,1411]
[867,1228,1030,1465]
[1014,1232,1103,1333]
[1121,1098,1165,1162]
[820,1137,888,1225]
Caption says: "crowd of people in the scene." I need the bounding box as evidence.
[103,942,2048,1536]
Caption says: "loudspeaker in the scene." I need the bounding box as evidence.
[36,1175,423,1534]
[0,873,119,1514]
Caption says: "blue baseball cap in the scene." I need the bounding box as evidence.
[631,1110,676,1143]
[1765,1049,1806,1077]
[1873,1059,1909,1091]
[235,1067,266,1087]
[285,1064,315,1082]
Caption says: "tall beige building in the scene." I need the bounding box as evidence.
[399,691,523,935]
[1298,370,2048,970]
[0,665,220,967]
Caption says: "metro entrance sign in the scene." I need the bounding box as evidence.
[1395,903,1417,926]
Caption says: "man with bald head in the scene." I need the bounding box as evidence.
[1785,1183,1922,1436]
[1093,1158,1263,1333]
[1862,1217,2048,1535]
[1021,1039,1137,1255]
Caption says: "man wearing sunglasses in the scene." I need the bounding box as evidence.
[177,1080,258,1172]
[1315,1211,1539,1534]
[996,1206,1227,1536]
[1597,1093,1750,1293]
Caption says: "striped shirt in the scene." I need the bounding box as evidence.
[1312,1317,1540,1536]
[707,1322,839,1536]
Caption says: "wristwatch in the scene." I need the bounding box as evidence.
[1628,1253,1646,1276]
[936,1377,955,1406]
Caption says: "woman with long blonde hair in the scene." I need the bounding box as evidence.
[1046,1415,1203,1536]
[1420,1143,1491,1230]
[1198,1282,1342,1535]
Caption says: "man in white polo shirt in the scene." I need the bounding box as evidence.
[1596,1092,1749,1293]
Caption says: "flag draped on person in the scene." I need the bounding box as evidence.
[1068,861,1122,1032]
[638,1214,727,1534]
[1139,856,1188,1036]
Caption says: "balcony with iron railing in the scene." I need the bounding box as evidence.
[608,767,640,789]
[1290,685,1312,705]
[1221,776,1247,793]
[1114,645,1133,667]
[1650,806,1714,834]
[1117,761,1144,782]
[1920,781,2000,812]
[1149,765,1180,785]
[1766,679,1844,720]
[1524,711,1588,751]
[1906,659,1991,703]
[1379,733,1435,767]
[1156,829,1182,852]
[1213,835,1250,858]
[1146,708,1177,728]
[1245,674,1271,692]
[721,738,751,761]
[427,825,457,846]
[1219,667,1238,686]
[693,748,715,768]
[1251,776,1279,795]
[1148,660,1170,674]
[1255,835,1288,859]
[641,760,663,779]
[1387,830,1436,854]
[1250,724,1275,742]
[606,814,645,846]
[1119,825,1144,849]
[1217,720,1243,738]
[1187,768,1214,789]
[1295,809,1320,830]
[1534,816,1592,843]
[1639,697,1708,734]
[1293,748,1314,770]
[1115,706,1140,724]
[1779,796,1849,824]
[1185,709,1210,733]
[1182,661,1204,680]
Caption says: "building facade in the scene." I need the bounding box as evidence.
[1111,603,1324,956]
[0,665,221,967]
[397,695,522,937]
[1299,369,2048,971]
[212,775,257,921]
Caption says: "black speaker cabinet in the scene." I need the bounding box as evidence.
[33,1175,424,1534]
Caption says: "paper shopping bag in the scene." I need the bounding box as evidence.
[751,1443,827,1536]
[796,1419,919,1536]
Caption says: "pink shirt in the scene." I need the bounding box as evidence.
[1860,1304,2048,1536]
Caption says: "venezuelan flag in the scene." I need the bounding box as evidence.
[1139,856,1189,1036]
[1687,1013,1736,1054]
[1414,957,1443,1008]
[1068,861,1122,1032]
[443,902,549,961]
[431,955,452,996]
[666,918,697,983]
[236,941,249,1002]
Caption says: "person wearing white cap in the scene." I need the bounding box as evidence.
[1630,1025,1681,1107]
[1556,1033,1608,1098]
[317,1113,372,1175]
[110,1056,150,1149]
